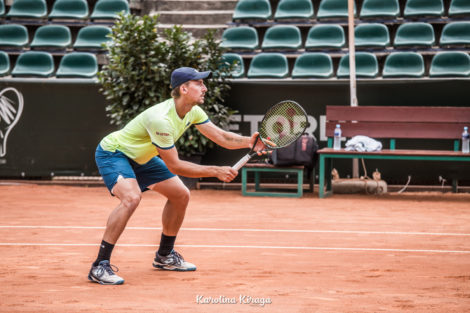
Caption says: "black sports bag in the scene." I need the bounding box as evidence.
[269,133,318,169]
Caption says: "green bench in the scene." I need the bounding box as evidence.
[241,163,314,198]
[318,106,470,198]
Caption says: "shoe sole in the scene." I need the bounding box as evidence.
[152,261,196,272]
[88,273,125,285]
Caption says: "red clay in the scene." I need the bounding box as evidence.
[0,183,469,312]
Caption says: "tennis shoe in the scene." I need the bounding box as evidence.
[153,250,196,271]
[88,260,125,285]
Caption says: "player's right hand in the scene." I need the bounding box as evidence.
[217,166,238,182]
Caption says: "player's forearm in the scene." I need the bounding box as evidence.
[166,159,223,178]
[217,131,251,150]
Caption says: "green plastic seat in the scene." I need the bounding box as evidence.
[247,53,289,78]
[354,23,390,48]
[90,0,129,19]
[30,25,72,49]
[274,0,314,20]
[394,23,435,47]
[1,0,5,17]
[232,0,272,21]
[49,0,89,19]
[317,0,356,20]
[383,52,424,78]
[337,52,379,78]
[449,0,470,17]
[0,51,10,76]
[56,52,98,78]
[439,22,470,46]
[0,24,29,47]
[220,53,245,78]
[261,25,302,50]
[220,27,259,50]
[292,53,333,78]
[430,52,470,77]
[404,0,444,17]
[360,0,400,18]
[305,24,345,49]
[12,51,54,77]
[73,25,112,49]
[6,0,47,18]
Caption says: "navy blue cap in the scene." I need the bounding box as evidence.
[170,67,211,89]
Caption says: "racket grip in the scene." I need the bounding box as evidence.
[232,154,252,171]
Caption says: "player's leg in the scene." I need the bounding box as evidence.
[88,146,140,285]
[150,176,196,271]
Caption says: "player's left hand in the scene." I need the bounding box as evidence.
[250,132,275,156]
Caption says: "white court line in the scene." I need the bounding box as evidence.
[0,225,469,237]
[0,242,468,254]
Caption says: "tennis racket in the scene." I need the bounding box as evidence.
[232,100,308,171]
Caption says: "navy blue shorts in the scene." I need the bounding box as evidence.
[95,144,176,194]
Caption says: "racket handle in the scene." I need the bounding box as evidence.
[232,154,252,171]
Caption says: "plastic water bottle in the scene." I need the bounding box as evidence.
[333,124,342,150]
[462,126,469,153]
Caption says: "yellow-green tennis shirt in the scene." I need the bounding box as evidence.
[100,98,209,164]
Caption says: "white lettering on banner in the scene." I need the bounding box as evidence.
[0,88,24,158]
[231,114,323,140]
[195,294,272,307]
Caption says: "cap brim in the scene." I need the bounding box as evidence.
[193,70,211,80]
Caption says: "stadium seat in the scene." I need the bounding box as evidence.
[403,0,444,17]
[354,23,390,48]
[0,0,5,17]
[30,25,72,49]
[0,24,29,47]
[305,24,345,49]
[247,53,289,78]
[49,0,89,19]
[274,0,314,20]
[6,0,48,18]
[11,51,54,77]
[219,27,259,50]
[292,53,333,78]
[232,0,272,21]
[439,22,470,46]
[56,52,98,78]
[430,52,470,77]
[220,53,245,78]
[382,52,425,78]
[261,25,302,50]
[359,0,400,18]
[90,0,129,19]
[336,52,379,78]
[73,25,112,49]
[449,0,470,17]
[0,51,10,76]
[317,0,356,20]
[393,23,435,47]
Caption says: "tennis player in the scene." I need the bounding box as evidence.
[88,67,267,285]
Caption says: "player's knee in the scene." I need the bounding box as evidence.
[121,193,141,211]
[172,185,190,206]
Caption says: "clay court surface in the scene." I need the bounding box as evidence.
[0,183,469,312]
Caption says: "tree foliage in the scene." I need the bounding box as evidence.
[98,13,235,156]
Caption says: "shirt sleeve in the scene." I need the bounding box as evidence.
[191,105,210,125]
[144,117,175,150]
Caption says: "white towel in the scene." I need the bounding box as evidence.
[345,135,382,152]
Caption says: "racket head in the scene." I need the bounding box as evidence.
[258,100,308,149]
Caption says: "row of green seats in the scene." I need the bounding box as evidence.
[221,51,470,78]
[1,0,128,19]
[221,22,470,50]
[0,24,111,49]
[233,0,470,21]
[0,51,97,77]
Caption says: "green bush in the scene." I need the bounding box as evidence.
[98,13,235,157]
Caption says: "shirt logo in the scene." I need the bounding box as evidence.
[155,131,170,136]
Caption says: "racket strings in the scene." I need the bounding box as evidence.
[259,101,308,148]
